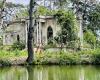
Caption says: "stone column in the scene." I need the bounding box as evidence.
[37,22,39,45]
[78,13,83,48]
[39,22,42,44]
[0,10,4,38]
[3,33,5,45]
[25,22,28,48]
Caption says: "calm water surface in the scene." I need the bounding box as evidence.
[0,65,100,80]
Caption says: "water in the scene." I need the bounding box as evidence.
[0,65,100,80]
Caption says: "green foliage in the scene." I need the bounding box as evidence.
[70,0,100,36]
[36,6,55,16]
[66,40,79,49]
[84,30,96,47]
[54,10,78,44]
[88,4,100,35]
[53,0,68,9]
[0,49,27,66]
[0,48,100,65]
[0,60,11,66]
[44,43,57,49]
[92,53,100,64]
[96,40,100,48]
[16,9,29,18]
[0,49,27,57]
[37,6,48,15]
[34,48,100,65]
[83,42,92,49]
[11,41,25,50]
[6,2,24,8]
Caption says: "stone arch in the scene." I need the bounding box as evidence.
[47,26,53,44]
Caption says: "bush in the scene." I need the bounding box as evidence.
[54,10,78,45]
[84,30,96,48]
[91,49,100,64]
[11,41,25,50]
[44,43,57,49]
[34,48,100,65]
[96,40,100,48]
[92,53,100,64]
[66,41,78,49]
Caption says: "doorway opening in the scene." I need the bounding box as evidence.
[47,26,53,44]
[17,35,20,42]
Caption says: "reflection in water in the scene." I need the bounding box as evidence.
[0,66,100,80]
[0,66,28,80]
[27,66,34,80]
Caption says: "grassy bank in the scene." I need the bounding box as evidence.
[0,49,100,66]
[0,50,27,66]
[34,49,100,65]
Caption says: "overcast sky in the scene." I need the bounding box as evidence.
[6,0,30,5]
[6,0,100,5]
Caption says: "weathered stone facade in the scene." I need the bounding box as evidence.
[3,16,60,46]
[3,21,27,45]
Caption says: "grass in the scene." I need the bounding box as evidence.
[34,48,100,65]
[0,49,27,58]
[0,50,27,66]
[0,48,100,66]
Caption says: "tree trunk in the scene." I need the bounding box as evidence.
[26,0,34,64]
[0,0,6,30]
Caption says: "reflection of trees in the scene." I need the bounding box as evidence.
[26,66,80,80]
[1,66,100,80]
[27,66,34,80]
[27,66,49,80]
[0,67,28,80]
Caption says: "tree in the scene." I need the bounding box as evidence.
[36,6,52,16]
[0,0,35,63]
[16,8,29,18]
[53,0,68,9]
[26,0,35,64]
[0,0,6,29]
[6,2,24,8]
[69,0,98,48]
[0,1,25,32]
[54,10,78,48]
[87,4,100,36]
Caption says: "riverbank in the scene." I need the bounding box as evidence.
[0,49,100,66]
[0,50,27,66]
[34,49,100,65]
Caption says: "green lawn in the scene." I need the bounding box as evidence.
[0,48,100,66]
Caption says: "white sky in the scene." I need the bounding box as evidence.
[6,0,100,5]
[6,0,30,5]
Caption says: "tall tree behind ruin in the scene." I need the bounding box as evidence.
[0,0,6,33]
[70,0,97,49]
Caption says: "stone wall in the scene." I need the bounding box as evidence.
[3,22,27,45]
[3,16,60,46]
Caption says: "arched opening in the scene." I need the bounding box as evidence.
[17,35,20,42]
[47,26,53,44]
